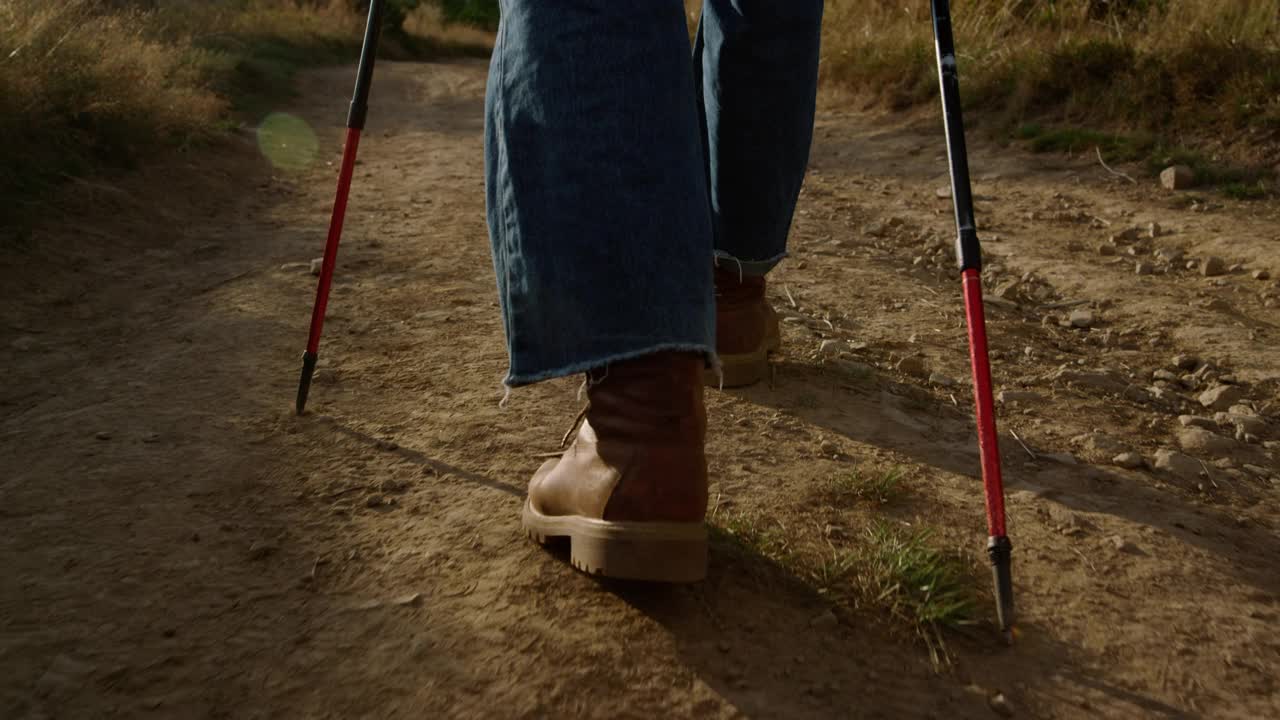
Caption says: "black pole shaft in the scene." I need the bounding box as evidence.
[347,0,387,131]
[931,0,981,273]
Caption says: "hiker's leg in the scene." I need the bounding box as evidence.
[694,0,824,276]
[485,0,714,387]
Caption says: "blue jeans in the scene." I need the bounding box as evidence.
[486,0,823,387]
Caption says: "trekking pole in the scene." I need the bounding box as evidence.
[930,0,1015,643]
[295,0,386,415]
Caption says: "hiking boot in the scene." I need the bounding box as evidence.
[708,266,782,388]
[522,351,709,582]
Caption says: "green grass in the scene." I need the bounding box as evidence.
[825,468,906,506]
[1015,123,1276,199]
[712,511,980,659]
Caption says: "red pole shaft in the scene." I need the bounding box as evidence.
[961,268,1006,538]
[306,127,363,355]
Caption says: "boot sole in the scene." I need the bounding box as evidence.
[706,326,783,389]
[521,500,708,583]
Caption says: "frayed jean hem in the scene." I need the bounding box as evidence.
[503,342,717,388]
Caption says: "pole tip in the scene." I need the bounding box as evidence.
[296,352,319,416]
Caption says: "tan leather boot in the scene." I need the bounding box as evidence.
[522,352,709,582]
[708,266,782,388]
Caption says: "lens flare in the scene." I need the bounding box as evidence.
[256,113,319,172]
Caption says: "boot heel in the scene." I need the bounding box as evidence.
[569,530,707,583]
[706,347,769,388]
[523,501,707,583]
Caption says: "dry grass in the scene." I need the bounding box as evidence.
[684,0,1279,166]
[0,0,226,202]
[0,0,493,214]
[819,1,1280,157]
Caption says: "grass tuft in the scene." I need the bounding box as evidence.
[826,468,906,506]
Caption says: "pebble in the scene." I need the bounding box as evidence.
[1152,370,1180,383]
[1113,452,1145,469]
[1253,269,1271,280]
[1172,354,1200,371]
[1135,261,1154,276]
[248,541,278,560]
[1108,535,1138,553]
[819,440,840,456]
[11,336,37,351]
[1201,256,1226,277]
[1161,165,1195,190]
[819,339,850,356]
[896,355,929,378]
[279,262,310,272]
[810,610,839,630]
[1154,449,1202,481]
[94,431,112,441]
[1069,309,1094,329]
[928,372,957,387]
[997,390,1042,405]
[1155,247,1184,264]
[1043,452,1078,466]
[310,258,324,276]
[1178,415,1215,429]
[988,692,1015,718]
[1178,427,1235,456]
[1199,384,1244,411]
[1098,244,1116,257]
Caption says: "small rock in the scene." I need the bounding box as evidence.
[1178,428,1235,456]
[1199,385,1244,411]
[1043,452,1078,466]
[1155,247,1184,264]
[1072,432,1130,459]
[94,431,112,441]
[819,339,849,356]
[1152,370,1180,383]
[988,692,1015,718]
[1201,256,1226,277]
[997,390,1042,405]
[248,541,278,560]
[279,262,310,272]
[1135,262,1154,276]
[393,593,423,607]
[365,494,387,508]
[1154,449,1203,481]
[864,221,888,237]
[896,355,929,378]
[1178,415,1215,429]
[1069,309,1094,329]
[928,372,957,387]
[1098,244,1116,257]
[819,440,840,456]
[1160,165,1195,190]
[810,610,839,630]
[1253,269,1271,281]
[141,432,161,443]
[10,335,37,351]
[310,258,324,276]
[936,186,952,199]
[1113,452,1145,469]
[1108,535,1138,553]
[1172,354,1200,371]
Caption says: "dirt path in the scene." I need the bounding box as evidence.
[2,60,1277,719]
